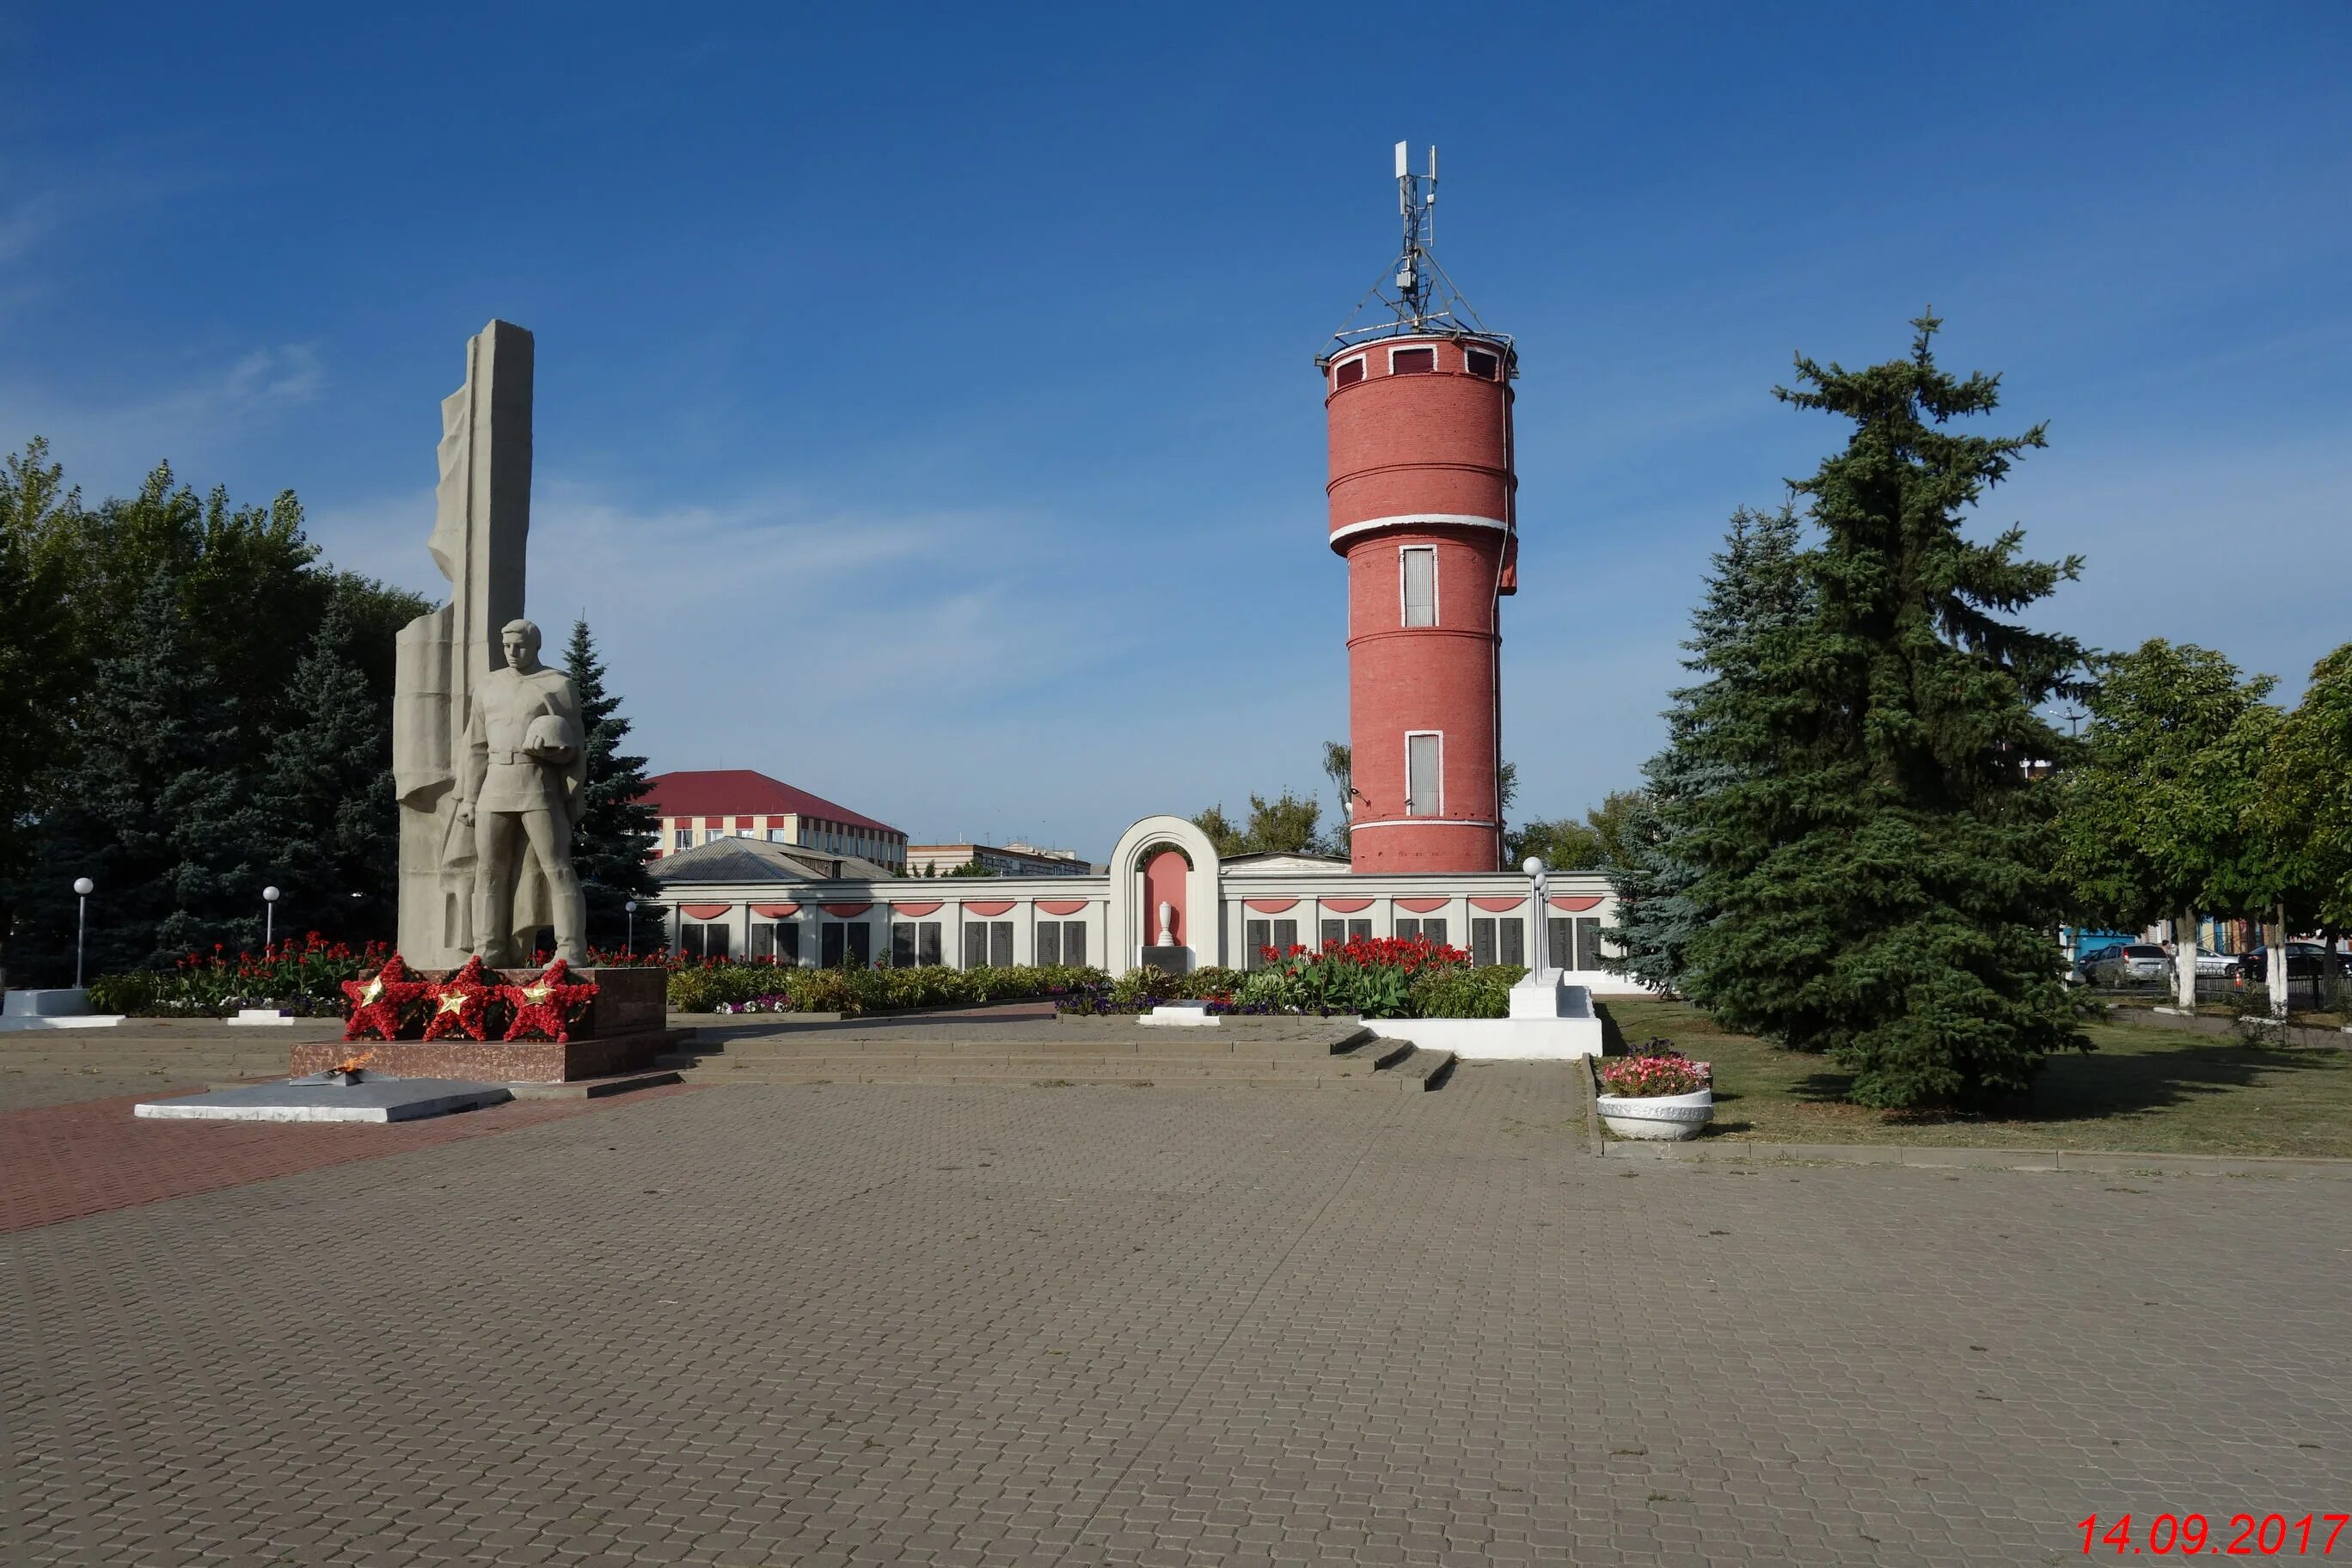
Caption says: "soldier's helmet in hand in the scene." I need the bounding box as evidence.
[523,712,580,764]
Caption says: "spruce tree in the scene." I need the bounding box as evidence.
[1682,315,2087,1109]
[246,600,401,946]
[563,618,657,946]
[0,440,89,986]
[15,573,251,977]
[85,465,326,772]
[1609,505,1809,992]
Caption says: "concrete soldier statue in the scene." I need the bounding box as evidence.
[395,321,536,965]
[458,618,589,965]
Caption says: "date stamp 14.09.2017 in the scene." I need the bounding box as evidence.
[2079,1514,2348,1557]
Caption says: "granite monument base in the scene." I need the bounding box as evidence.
[1138,945,1191,975]
[300,966,671,1083]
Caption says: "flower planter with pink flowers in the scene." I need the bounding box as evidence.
[1596,1046,1714,1141]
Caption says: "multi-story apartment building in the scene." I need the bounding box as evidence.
[643,769,907,873]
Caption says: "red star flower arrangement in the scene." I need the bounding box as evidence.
[422,954,503,1041]
[341,955,427,1041]
[501,958,599,1042]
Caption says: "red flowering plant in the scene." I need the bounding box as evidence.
[1596,1044,1712,1099]
[89,933,393,1018]
[1235,935,1479,1018]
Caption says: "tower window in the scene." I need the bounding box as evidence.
[1406,732,1442,817]
[1390,346,1436,375]
[1333,357,1365,388]
[1466,348,1499,379]
[1400,546,1436,628]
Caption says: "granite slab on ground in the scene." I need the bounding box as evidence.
[133,1077,512,1124]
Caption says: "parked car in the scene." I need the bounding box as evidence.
[2069,941,2130,983]
[2233,944,2352,984]
[2164,947,2239,979]
[2083,944,2169,984]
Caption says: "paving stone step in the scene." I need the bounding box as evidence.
[658,1032,1376,1063]
[1338,1036,1416,1070]
[667,1063,1437,1090]
[1384,1044,1456,1090]
[665,1038,1451,1092]
[664,1052,1381,1073]
[654,1050,1377,1073]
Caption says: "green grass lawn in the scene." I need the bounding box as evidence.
[1600,999,2352,1157]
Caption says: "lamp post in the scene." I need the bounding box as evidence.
[623,899,639,959]
[263,885,281,950]
[71,877,94,989]
[1522,855,1548,976]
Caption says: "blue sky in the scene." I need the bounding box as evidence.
[4,4,2347,856]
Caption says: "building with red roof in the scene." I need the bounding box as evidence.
[642,769,906,872]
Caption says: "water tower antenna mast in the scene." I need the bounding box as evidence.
[1320,141,1501,366]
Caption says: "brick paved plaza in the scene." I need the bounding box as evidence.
[5,1063,2349,1565]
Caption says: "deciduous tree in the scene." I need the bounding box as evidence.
[2249,644,2352,1015]
[2055,640,2280,1008]
[1191,792,1327,857]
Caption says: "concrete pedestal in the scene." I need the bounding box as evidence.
[1,989,125,1032]
[1371,978,1603,1060]
[137,1077,511,1124]
[1509,971,1576,1020]
[1140,1001,1221,1027]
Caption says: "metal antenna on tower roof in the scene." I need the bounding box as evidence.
[1319,141,1507,367]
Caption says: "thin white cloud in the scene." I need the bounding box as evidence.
[309,471,1137,842]
[0,195,62,266]
[0,341,328,481]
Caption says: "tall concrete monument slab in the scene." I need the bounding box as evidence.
[394,321,587,966]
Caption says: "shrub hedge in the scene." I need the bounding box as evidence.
[665,960,1107,1017]
[1059,953,1528,1020]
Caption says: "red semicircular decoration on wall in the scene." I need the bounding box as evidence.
[1395,896,1449,914]
[890,902,943,918]
[821,903,872,917]
[1244,898,1300,914]
[1470,895,1526,912]
[1038,899,1088,916]
[1319,897,1373,914]
[681,903,732,921]
[1550,896,1603,913]
[750,903,799,919]
[963,900,1015,917]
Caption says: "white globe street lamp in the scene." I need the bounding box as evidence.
[71,878,95,989]
[263,885,282,950]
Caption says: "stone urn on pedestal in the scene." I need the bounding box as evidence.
[1594,1049,1714,1141]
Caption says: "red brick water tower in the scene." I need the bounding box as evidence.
[1320,144,1517,873]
